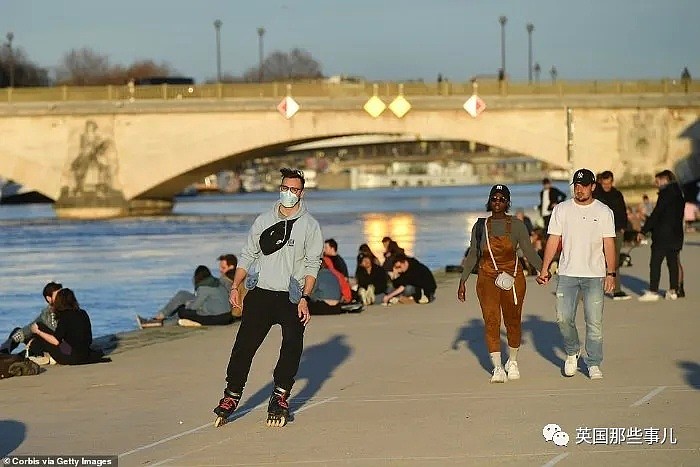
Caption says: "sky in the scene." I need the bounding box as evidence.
[2,0,699,83]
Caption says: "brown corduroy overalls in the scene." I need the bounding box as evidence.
[475,216,527,353]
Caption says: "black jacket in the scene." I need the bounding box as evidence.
[593,186,628,231]
[538,187,567,213]
[641,183,685,250]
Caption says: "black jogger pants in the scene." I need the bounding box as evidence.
[225,287,305,393]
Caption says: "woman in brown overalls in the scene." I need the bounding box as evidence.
[458,185,544,383]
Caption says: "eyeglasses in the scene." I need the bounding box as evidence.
[490,196,508,203]
[280,185,302,195]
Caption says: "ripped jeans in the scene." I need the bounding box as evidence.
[555,275,604,367]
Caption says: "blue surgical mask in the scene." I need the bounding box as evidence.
[280,190,299,208]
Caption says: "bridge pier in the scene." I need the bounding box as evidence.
[54,198,173,219]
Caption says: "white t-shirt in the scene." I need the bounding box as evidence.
[547,199,616,277]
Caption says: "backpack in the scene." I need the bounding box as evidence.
[0,354,40,379]
[465,218,486,274]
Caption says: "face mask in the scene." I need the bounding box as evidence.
[280,190,299,208]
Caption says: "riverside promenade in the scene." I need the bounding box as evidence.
[1,236,699,466]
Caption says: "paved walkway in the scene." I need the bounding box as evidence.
[1,236,699,466]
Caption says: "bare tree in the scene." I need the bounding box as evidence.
[0,47,49,87]
[56,48,111,85]
[56,48,174,85]
[243,48,323,82]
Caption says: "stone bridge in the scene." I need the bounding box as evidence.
[0,93,698,218]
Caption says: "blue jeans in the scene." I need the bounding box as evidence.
[555,275,604,367]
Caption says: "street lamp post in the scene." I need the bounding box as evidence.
[526,23,534,84]
[6,32,15,88]
[498,16,507,79]
[213,20,222,83]
[257,27,265,83]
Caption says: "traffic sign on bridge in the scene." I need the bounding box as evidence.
[463,94,486,118]
[277,96,300,119]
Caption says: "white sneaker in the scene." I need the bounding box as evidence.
[365,284,375,306]
[490,366,507,383]
[504,360,520,380]
[177,318,202,327]
[588,365,603,380]
[28,354,51,365]
[665,290,678,300]
[564,353,579,377]
[638,291,661,302]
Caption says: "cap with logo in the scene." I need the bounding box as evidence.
[489,184,511,199]
[571,169,596,186]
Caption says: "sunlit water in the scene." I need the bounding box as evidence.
[0,183,568,338]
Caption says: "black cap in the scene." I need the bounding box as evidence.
[571,168,596,186]
[489,184,511,200]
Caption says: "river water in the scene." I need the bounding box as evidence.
[0,183,567,338]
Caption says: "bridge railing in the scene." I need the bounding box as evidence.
[1,79,698,103]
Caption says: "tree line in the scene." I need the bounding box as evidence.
[0,45,323,87]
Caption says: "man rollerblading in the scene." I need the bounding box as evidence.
[212,168,323,428]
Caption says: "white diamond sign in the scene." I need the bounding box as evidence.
[277,96,300,119]
[463,94,486,118]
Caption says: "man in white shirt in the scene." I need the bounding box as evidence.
[537,169,616,380]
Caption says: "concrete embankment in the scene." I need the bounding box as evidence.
[1,235,699,466]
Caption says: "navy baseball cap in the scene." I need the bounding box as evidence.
[571,169,596,186]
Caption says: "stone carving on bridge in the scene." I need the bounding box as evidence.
[617,110,669,184]
[57,120,126,210]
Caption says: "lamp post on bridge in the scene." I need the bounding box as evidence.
[498,16,507,80]
[5,32,15,88]
[257,27,265,83]
[526,23,534,84]
[213,20,223,83]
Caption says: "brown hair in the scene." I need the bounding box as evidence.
[53,288,80,313]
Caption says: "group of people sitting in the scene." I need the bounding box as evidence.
[0,282,109,367]
[303,237,438,315]
[1,240,437,367]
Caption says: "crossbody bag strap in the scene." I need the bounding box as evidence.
[484,217,499,270]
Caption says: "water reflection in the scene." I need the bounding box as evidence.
[363,213,416,258]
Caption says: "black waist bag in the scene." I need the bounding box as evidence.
[0,354,40,379]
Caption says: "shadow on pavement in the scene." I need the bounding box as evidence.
[522,314,566,375]
[451,318,496,374]
[678,361,700,390]
[620,274,649,296]
[0,420,26,457]
[235,334,352,421]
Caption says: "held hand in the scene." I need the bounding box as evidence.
[30,323,39,334]
[636,232,645,243]
[298,299,311,326]
[604,276,615,294]
[536,272,551,285]
[229,287,240,308]
[457,282,466,302]
[382,294,391,304]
